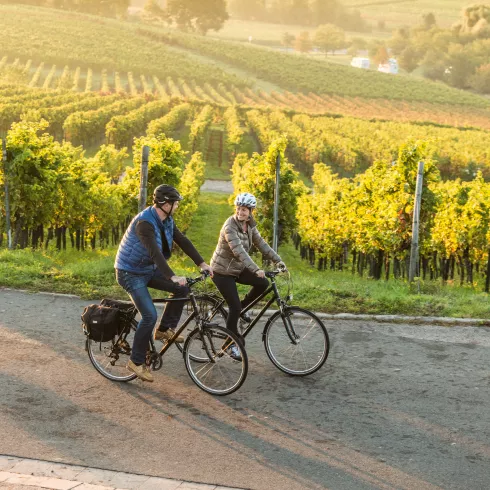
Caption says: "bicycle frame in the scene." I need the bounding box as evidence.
[209,272,294,341]
[150,291,203,358]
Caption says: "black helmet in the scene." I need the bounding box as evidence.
[153,184,183,204]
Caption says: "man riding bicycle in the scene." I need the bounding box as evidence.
[115,184,213,382]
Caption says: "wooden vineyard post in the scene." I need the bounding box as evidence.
[272,152,281,253]
[138,145,150,212]
[2,138,12,249]
[409,161,424,283]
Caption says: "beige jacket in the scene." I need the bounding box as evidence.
[211,215,281,277]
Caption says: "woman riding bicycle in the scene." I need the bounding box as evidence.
[210,193,286,357]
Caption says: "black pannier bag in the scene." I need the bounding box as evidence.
[81,299,136,342]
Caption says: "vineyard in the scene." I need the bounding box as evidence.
[3,56,490,133]
[245,110,490,180]
[3,4,490,297]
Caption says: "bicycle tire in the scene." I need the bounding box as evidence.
[87,318,138,382]
[183,325,248,395]
[263,306,329,376]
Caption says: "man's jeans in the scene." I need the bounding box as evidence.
[116,268,189,365]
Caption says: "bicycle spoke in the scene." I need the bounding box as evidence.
[184,325,248,395]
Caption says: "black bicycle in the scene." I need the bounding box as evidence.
[177,269,330,376]
[86,273,248,396]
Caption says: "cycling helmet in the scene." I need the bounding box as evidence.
[234,192,257,209]
[153,184,183,205]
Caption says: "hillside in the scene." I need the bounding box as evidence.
[1,4,489,111]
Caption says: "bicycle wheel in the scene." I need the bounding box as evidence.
[174,295,227,357]
[87,319,138,382]
[183,325,248,395]
[264,307,329,376]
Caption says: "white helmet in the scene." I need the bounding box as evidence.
[234,192,257,209]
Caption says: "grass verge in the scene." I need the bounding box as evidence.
[1,191,490,319]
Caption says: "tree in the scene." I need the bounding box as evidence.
[420,49,446,80]
[399,46,419,73]
[422,12,436,30]
[456,5,490,34]
[373,45,389,65]
[347,37,367,56]
[469,63,490,93]
[313,24,346,56]
[389,29,410,56]
[294,31,312,53]
[281,32,296,50]
[166,0,229,35]
[444,44,477,89]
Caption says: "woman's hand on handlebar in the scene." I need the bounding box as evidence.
[199,262,214,278]
[276,261,287,272]
[171,275,187,286]
[256,269,266,278]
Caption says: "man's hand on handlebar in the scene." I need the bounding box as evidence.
[256,269,266,278]
[171,275,187,286]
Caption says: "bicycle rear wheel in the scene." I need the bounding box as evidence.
[183,325,248,395]
[264,307,329,376]
[87,319,138,382]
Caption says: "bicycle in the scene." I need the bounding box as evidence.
[179,269,330,376]
[85,272,248,396]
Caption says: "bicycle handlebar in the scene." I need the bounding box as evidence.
[265,268,288,278]
[186,270,211,287]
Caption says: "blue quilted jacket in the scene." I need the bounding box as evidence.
[114,206,174,273]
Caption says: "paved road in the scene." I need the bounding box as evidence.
[0,290,489,490]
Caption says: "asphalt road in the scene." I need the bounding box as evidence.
[0,290,489,490]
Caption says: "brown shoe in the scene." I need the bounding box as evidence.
[155,329,184,343]
[127,359,154,382]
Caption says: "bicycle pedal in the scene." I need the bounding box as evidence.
[203,322,221,328]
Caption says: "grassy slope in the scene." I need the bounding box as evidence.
[0,4,245,87]
[1,4,487,108]
[138,24,490,107]
[2,192,490,319]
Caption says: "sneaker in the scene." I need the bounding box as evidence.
[240,311,253,323]
[127,359,154,382]
[226,344,243,362]
[155,329,185,343]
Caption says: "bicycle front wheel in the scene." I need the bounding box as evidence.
[183,325,248,396]
[264,307,329,376]
[87,319,138,382]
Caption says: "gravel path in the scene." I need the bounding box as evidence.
[200,180,233,194]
